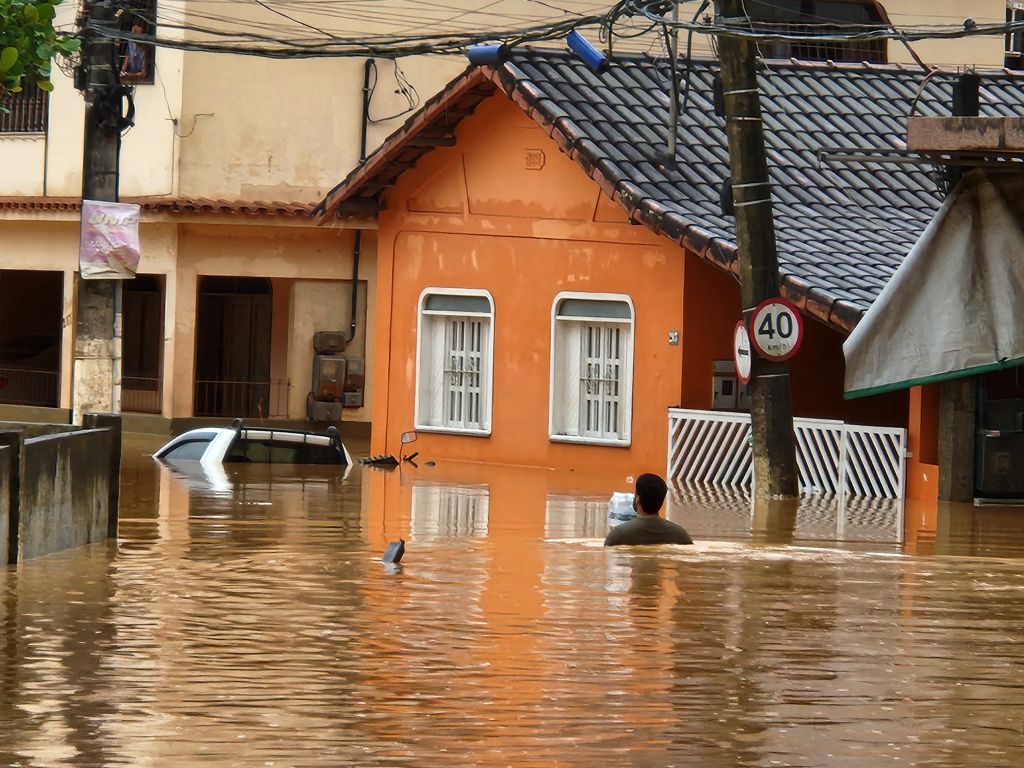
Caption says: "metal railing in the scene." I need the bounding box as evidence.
[122,376,162,414]
[755,23,887,64]
[0,86,49,134]
[667,408,906,499]
[193,379,289,419]
[0,367,59,407]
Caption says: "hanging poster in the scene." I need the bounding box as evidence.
[79,200,141,279]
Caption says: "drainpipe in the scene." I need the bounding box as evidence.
[347,59,373,343]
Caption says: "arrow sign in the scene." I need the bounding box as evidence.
[734,321,752,384]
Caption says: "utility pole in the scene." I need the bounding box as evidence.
[74,0,122,423]
[715,0,799,498]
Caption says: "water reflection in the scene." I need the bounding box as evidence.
[2,443,1024,765]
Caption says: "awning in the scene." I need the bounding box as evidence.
[844,170,1024,398]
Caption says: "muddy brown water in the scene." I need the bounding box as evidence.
[2,435,1024,766]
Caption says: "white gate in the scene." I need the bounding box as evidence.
[667,408,906,499]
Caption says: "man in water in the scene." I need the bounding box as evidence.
[604,473,694,546]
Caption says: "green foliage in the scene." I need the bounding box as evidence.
[0,0,80,94]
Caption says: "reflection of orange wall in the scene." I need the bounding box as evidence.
[906,385,940,502]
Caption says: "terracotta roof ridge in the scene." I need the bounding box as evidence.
[0,195,315,216]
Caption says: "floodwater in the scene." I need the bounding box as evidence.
[3,437,1024,766]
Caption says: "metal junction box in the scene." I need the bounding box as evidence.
[313,331,347,355]
[312,355,347,401]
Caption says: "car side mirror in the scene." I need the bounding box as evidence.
[401,431,418,445]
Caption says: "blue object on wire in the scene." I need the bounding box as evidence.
[466,44,510,66]
[567,30,608,74]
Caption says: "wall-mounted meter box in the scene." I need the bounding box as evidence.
[313,355,347,401]
[712,360,738,410]
[313,331,347,355]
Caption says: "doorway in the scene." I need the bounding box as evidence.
[0,270,62,407]
[122,275,164,413]
[193,277,272,417]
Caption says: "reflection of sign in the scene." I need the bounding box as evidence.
[750,297,804,361]
[79,200,141,279]
[733,321,752,383]
[524,149,546,170]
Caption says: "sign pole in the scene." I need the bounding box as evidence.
[716,0,799,498]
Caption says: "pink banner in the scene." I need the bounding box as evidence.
[79,200,142,279]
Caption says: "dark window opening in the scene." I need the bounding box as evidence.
[745,0,889,63]
[0,84,49,134]
[123,274,165,413]
[161,438,214,461]
[1008,4,1024,70]
[224,439,342,465]
[194,277,274,418]
[118,0,156,84]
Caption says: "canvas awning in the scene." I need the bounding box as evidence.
[844,170,1024,398]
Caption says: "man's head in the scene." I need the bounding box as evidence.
[634,473,668,515]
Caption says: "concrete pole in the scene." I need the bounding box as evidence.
[73,0,122,423]
[715,0,799,499]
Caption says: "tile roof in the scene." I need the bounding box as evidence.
[0,196,315,217]
[316,51,1024,332]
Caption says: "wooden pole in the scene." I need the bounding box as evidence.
[715,0,799,498]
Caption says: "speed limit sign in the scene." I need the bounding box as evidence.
[749,297,804,361]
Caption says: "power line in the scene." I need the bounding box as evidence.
[79,1,1024,61]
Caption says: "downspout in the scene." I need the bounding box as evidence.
[347,58,372,343]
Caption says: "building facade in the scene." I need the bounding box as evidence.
[0,0,1012,434]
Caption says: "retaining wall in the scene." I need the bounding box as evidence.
[1,415,121,564]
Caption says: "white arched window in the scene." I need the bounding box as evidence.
[415,289,494,434]
[549,293,634,446]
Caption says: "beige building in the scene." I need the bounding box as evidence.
[0,0,1012,429]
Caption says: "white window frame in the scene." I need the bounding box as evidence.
[414,287,494,436]
[548,291,634,447]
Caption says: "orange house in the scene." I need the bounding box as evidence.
[317,51,1015,496]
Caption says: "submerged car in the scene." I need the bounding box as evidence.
[153,421,353,466]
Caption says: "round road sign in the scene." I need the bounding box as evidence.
[749,298,804,362]
[733,321,752,384]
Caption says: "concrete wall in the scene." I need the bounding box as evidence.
[0,416,121,563]
[17,428,113,561]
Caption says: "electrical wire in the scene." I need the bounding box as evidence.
[76,1,1024,63]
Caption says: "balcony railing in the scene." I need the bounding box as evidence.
[123,376,162,414]
[0,86,49,134]
[754,23,887,64]
[194,380,290,419]
[0,367,59,407]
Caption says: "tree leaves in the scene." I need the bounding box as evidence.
[0,48,18,73]
[0,1,78,94]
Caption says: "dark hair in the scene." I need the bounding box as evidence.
[635,473,668,514]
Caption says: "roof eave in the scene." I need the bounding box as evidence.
[313,67,497,224]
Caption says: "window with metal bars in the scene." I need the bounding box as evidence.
[117,0,156,84]
[550,295,633,445]
[1008,2,1024,70]
[745,0,889,63]
[416,290,493,433]
[0,85,49,134]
